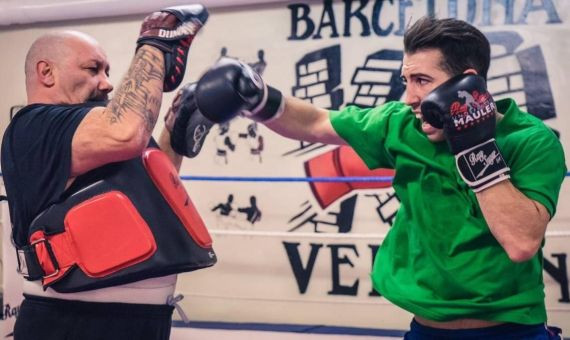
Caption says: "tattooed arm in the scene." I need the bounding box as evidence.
[70,46,165,177]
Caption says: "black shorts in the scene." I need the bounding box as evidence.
[14,294,174,340]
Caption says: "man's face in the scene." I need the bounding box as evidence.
[401,48,452,142]
[53,36,113,104]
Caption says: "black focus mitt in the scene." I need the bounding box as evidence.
[165,82,214,157]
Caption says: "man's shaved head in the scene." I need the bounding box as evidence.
[25,31,99,85]
[24,30,112,104]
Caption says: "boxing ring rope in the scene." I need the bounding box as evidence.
[180,175,395,182]
[181,173,570,182]
[178,173,570,239]
[1,173,569,182]
[2,173,570,240]
[208,229,570,238]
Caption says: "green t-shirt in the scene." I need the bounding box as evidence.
[330,98,566,323]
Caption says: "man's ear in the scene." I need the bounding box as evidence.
[463,68,478,76]
[36,60,55,87]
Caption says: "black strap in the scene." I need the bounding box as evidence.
[17,244,47,281]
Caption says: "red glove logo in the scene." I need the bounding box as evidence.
[304,146,394,209]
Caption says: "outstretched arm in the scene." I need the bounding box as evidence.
[193,58,346,145]
[265,96,346,145]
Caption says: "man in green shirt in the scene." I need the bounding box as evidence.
[183,16,565,339]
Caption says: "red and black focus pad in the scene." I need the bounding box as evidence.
[29,191,157,286]
[305,146,394,209]
[142,148,212,247]
[167,82,215,158]
[137,4,209,92]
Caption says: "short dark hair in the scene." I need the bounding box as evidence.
[404,17,491,80]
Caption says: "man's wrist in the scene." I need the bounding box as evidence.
[455,139,511,192]
[242,85,285,122]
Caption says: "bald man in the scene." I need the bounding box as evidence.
[1,6,211,340]
[25,31,111,103]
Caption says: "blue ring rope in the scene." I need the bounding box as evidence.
[179,172,570,183]
[1,173,569,182]
[180,176,395,182]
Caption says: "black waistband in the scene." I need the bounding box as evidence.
[23,294,174,317]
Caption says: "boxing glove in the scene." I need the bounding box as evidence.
[421,74,510,192]
[194,58,284,123]
[137,5,208,92]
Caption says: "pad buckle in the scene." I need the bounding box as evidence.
[16,249,28,277]
[17,238,60,279]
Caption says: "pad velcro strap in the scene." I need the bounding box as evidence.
[27,230,73,285]
[24,192,158,286]
[17,237,63,281]
[142,148,213,248]
[455,138,511,192]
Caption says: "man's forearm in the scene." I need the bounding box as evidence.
[158,127,183,171]
[107,45,165,136]
[264,96,345,145]
[476,180,549,262]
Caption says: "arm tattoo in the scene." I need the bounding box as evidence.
[108,47,165,133]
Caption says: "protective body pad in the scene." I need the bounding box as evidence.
[304,146,394,208]
[27,142,216,292]
[65,192,157,277]
[143,148,212,247]
[29,192,157,286]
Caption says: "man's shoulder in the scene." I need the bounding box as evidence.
[368,101,410,115]
[499,99,549,130]
[10,103,48,120]
[334,101,410,119]
[10,103,92,126]
[3,103,94,153]
[331,101,413,139]
[498,98,562,151]
[13,103,68,119]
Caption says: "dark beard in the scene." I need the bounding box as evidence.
[85,100,108,108]
[86,94,109,107]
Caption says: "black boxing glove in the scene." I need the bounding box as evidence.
[421,74,510,192]
[194,58,284,123]
[166,83,214,158]
[137,4,208,92]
